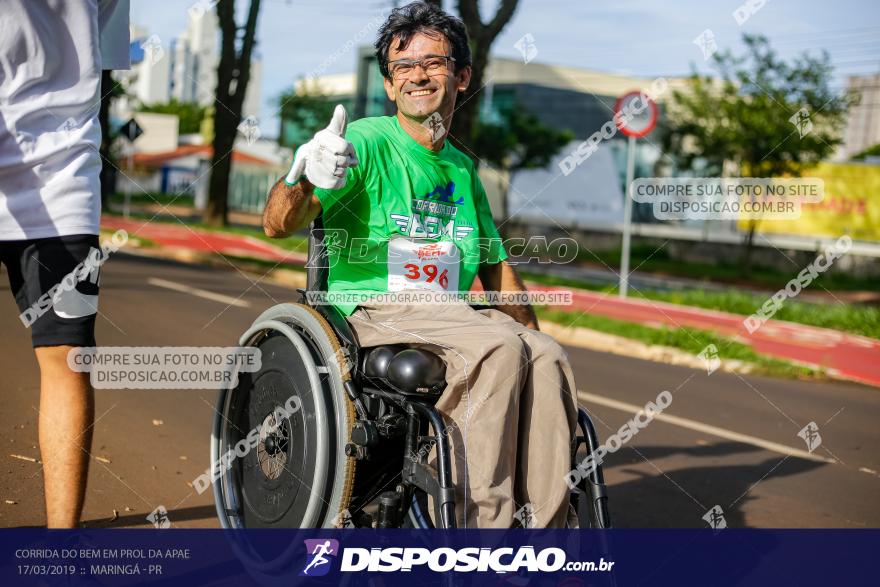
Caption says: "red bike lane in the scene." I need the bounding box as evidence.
[531,285,880,387]
[103,216,307,265]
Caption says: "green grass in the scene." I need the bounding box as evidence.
[572,243,878,291]
[521,271,880,340]
[99,227,158,249]
[645,289,880,339]
[109,192,194,207]
[536,306,823,380]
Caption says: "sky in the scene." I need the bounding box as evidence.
[130,0,880,136]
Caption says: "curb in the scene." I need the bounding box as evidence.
[540,321,756,375]
[539,321,827,382]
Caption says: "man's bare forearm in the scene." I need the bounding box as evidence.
[262,178,322,237]
[500,263,539,330]
[478,260,539,330]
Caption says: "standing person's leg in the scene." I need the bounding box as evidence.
[479,309,578,528]
[346,297,530,527]
[35,346,94,528]
[4,236,101,527]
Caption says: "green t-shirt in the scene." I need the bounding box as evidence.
[313,115,508,316]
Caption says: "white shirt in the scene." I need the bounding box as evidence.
[0,0,130,240]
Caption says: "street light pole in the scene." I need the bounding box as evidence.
[619,134,636,298]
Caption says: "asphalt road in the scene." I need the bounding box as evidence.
[0,254,877,529]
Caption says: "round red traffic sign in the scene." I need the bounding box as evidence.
[614,90,658,138]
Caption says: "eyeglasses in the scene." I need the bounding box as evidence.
[387,55,456,79]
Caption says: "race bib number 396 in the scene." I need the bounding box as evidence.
[387,237,460,293]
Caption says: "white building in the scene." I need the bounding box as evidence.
[169,9,217,106]
[242,58,262,121]
[169,9,262,119]
[119,12,262,119]
[113,24,171,115]
[841,73,880,159]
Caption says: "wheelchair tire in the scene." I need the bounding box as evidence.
[212,303,356,529]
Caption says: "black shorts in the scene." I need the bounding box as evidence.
[0,234,101,348]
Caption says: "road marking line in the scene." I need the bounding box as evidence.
[578,390,835,464]
[147,277,251,308]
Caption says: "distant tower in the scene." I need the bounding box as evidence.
[169,8,262,119]
[841,73,880,160]
[171,8,218,106]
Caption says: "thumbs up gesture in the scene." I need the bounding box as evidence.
[285,104,359,190]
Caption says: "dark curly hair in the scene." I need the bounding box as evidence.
[374,1,471,79]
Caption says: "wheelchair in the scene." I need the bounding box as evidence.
[211,217,611,529]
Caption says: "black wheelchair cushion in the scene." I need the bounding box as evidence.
[363,345,404,379]
[387,349,446,394]
[362,346,446,396]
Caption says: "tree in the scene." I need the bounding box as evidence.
[277,80,337,149]
[140,99,208,134]
[661,34,852,274]
[203,0,262,227]
[472,106,573,232]
[474,108,573,174]
[852,143,880,161]
[424,0,520,156]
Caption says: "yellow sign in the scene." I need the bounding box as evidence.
[748,162,880,241]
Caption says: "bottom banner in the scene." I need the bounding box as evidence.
[1,529,876,586]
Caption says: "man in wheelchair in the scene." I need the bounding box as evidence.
[257,1,585,528]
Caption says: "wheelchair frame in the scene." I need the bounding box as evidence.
[212,215,611,529]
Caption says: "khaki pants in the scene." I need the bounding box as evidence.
[345,296,578,528]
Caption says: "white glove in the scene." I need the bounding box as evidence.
[285,104,359,190]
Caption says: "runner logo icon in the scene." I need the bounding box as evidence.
[300,539,339,576]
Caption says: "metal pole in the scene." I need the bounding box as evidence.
[619,135,636,297]
[124,146,133,219]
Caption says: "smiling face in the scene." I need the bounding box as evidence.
[383,30,471,130]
